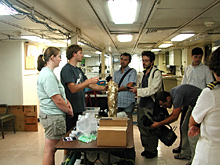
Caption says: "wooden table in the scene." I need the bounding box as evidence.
[55,113,134,164]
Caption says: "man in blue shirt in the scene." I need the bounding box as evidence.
[113,52,137,113]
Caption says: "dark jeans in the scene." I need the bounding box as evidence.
[178,106,188,148]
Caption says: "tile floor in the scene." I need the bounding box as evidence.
[0,114,189,165]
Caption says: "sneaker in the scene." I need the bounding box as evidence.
[186,162,191,165]
[145,151,157,159]
[174,153,190,160]
[172,146,181,153]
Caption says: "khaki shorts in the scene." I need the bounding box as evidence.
[39,111,66,139]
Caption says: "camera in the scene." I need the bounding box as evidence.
[141,114,177,146]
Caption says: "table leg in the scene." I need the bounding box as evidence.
[84,151,87,165]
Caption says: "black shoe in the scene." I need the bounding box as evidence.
[174,154,190,160]
[145,152,157,159]
[141,150,149,156]
[172,146,181,153]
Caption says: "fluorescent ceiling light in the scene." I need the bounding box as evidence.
[21,36,66,47]
[158,43,173,48]
[78,41,84,45]
[21,36,51,43]
[64,40,71,44]
[117,34,133,42]
[171,34,195,41]
[84,55,91,57]
[0,3,18,15]
[151,49,161,52]
[107,0,138,24]
[95,51,101,54]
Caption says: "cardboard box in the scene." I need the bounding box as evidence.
[97,117,128,147]
[99,117,128,127]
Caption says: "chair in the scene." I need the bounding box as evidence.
[85,91,102,107]
[0,104,16,139]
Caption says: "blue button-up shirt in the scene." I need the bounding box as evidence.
[113,66,137,108]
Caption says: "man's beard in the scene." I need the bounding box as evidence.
[144,65,151,69]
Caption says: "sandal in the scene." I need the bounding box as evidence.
[174,154,190,160]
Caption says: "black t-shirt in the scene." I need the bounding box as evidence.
[60,63,87,113]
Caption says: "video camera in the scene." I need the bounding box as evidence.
[141,113,177,146]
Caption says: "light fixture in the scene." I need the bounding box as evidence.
[117,34,133,42]
[21,36,66,47]
[21,36,51,43]
[107,0,138,24]
[84,55,91,57]
[151,49,161,52]
[95,51,101,54]
[78,41,84,45]
[158,43,173,48]
[204,21,215,27]
[0,3,18,15]
[171,34,195,41]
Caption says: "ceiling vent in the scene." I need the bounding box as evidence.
[146,29,158,33]
[137,43,156,49]
[146,27,179,34]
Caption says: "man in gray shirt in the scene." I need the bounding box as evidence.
[151,84,202,164]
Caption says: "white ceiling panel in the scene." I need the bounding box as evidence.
[0,0,220,55]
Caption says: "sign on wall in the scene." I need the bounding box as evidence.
[24,43,44,70]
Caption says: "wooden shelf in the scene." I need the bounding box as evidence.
[0,105,38,132]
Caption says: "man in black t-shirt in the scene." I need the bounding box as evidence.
[61,44,106,132]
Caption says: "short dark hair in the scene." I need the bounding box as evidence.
[209,47,220,77]
[121,52,132,62]
[156,91,170,103]
[192,47,203,56]
[66,44,82,60]
[141,51,155,62]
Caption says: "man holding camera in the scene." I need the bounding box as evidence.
[150,84,201,165]
[130,51,163,158]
